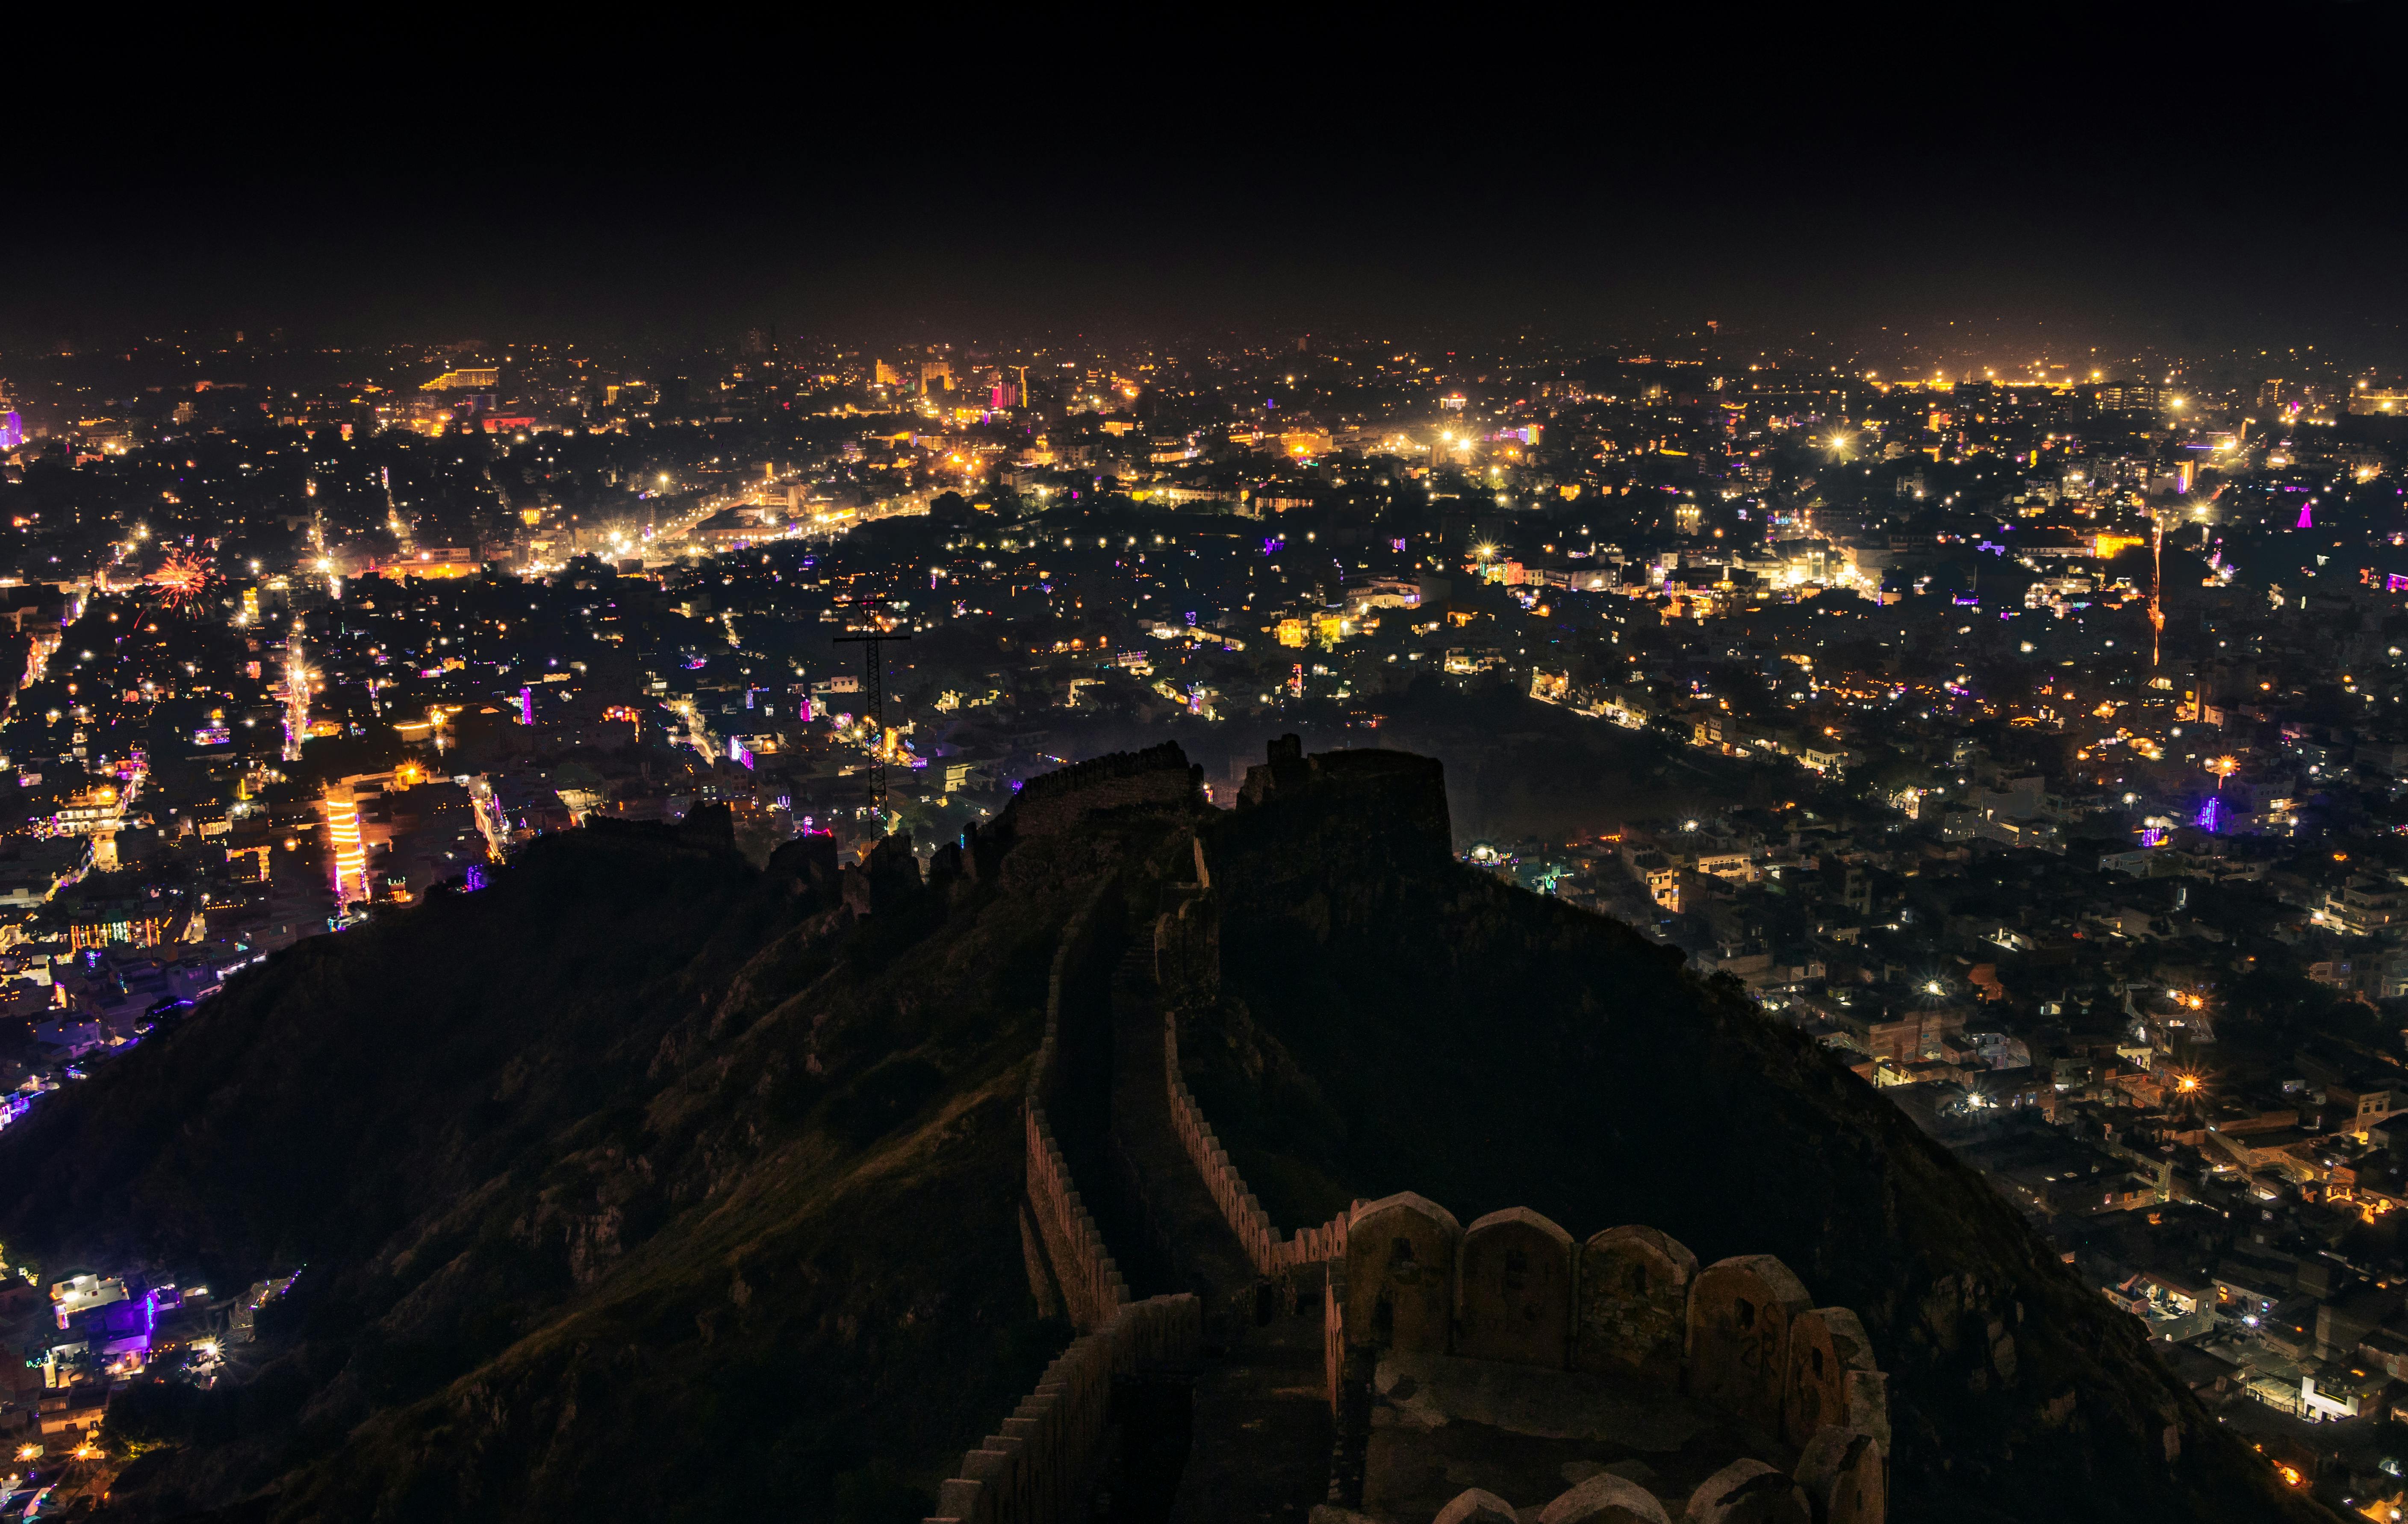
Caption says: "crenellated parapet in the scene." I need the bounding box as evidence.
[929,877,1208,1524]
[1161,1006,1348,1278]
[1152,834,1220,1003]
[1155,929,1886,1521]
[1022,883,1127,1332]
[987,745,1889,1524]
[1346,1443,1885,1524]
[1159,1015,1885,1520]
[999,741,1203,841]
[922,1292,1203,1524]
[1335,1193,1888,1524]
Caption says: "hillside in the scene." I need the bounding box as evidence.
[0,805,1163,1521]
[0,746,2326,1522]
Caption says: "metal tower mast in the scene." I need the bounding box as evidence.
[834,624,911,820]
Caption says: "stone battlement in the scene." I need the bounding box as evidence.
[948,744,1885,1524]
[1332,1193,1885,1521]
[1208,738,1455,934]
[1021,883,1126,1333]
[1156,945,1885,1523]
[1162,1008,1347,1278]
[930,879,1200,1524]
[1231,736,1451,857]
[1318,1448,1882,1524]
[1000,741,1202,840]
[923,1291,1202,1524]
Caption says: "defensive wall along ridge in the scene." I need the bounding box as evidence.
[1157,970,1890,1522]
[1022,880,1128,1333]
[1153,776,1894,1524]
[928,874,1202,1524]
[927,741,1891,1524]
[925,743,1218,1524]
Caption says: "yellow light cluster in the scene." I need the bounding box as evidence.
[326,793,365,903]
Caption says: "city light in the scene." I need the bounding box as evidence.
[0,235,2396,1523]
[325,790,365,905]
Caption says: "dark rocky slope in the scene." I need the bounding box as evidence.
[0,805,1169,1521]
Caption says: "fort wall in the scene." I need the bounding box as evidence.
[922,1291,1202,1524]
[928,863,1206,1524]
[1147,743,1893,1521]
[1161,1008,1350,1278]
[961,743,1889,1524]
[1154,910,1886,1522]
[1000,741,1201,841]
[1022,883,1126,1332]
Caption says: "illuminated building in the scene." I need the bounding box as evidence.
[68,913,172,951]
[49,786,124,838]
[365,550,482,580]
[325,788,367,905]
[419,367,500,391]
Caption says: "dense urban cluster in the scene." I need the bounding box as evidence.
[3,327,2408,1509]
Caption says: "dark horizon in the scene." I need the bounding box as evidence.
[6,6,2403,365]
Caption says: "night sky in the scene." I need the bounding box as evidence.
[7,6,2402,360]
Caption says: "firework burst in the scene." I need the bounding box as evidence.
[149,548,212,608]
